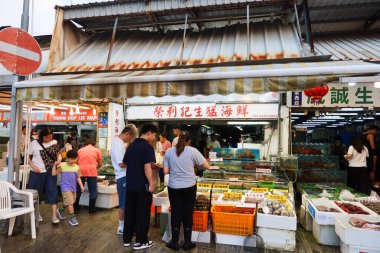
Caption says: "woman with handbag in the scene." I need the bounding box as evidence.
[28,128,62,223]
[60,136,78,160]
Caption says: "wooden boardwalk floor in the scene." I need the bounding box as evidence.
[0,204,340,253]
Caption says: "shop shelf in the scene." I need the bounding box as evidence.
[192,210,209,232]
[211,205,255,236]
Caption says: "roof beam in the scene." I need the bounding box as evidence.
[363,9,380,31]
[301,17,368,25]
[309,2,380,11]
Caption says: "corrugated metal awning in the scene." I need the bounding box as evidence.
[15,61,380,101]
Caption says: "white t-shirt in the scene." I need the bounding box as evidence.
[172,136,179,147]
[110,136,127,180]
[29,140,58,173]
[208,140,221,149]
[347,145,369,167]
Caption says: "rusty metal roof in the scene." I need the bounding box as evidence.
[59,0,293,33]
[50,22,305,73]
[299,0,380,33]
[314,33,380,61]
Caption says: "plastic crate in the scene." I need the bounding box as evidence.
[211,205,255,236]
[192,210,209,232]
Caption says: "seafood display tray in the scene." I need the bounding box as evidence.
[335,215,380,249]
[307,199,343,225]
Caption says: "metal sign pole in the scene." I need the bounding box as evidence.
[8,0,30,185]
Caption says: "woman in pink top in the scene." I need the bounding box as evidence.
[76,140,103,213]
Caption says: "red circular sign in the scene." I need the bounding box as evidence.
[0,27,42,76]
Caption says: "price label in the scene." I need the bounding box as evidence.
[224,192,242,199]
[213,184,229,189]
[229,177,239,182]
[266,195,287,202]
[197,183,212,188]
[256,168,272,173]
[246,192,265,199]
[209,165,220,170]
[251,188,269,193]
[273,189,288,193]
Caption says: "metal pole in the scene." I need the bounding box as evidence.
[246,4,251,61]
[303,0,314,53]
[179,13,188,66]
[294,2,302,43]
[106,17,119,70]
[277,94,282,155]
[8,0,30,184]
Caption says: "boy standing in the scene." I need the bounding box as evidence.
[53,150,85,226]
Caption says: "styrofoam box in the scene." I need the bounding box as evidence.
[215,233,246,246]
[256,200,297,231]
[340,240,380,253]
[257,227,296,251]
[335,215,380,249]
[312,220,340,246]
[300,204,313,231]
[308,198,343,225]
[302,194,309,207]
[192,231,211,244]
[79,191,118,209]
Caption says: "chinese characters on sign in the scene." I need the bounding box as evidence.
[290,84,380,107]
[127,104,279,120]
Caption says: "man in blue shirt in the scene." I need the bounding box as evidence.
[122,124,157,250]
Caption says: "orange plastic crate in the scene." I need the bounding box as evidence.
[211,205,255,236]
[193,210,209,232]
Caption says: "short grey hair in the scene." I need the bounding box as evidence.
[122,124,138,136]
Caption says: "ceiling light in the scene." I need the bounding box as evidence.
[327,126,337,128]
[339,108,364,111]
[348,82,356,86]
[227,121,270,125]
[291,113,305,115]
[292,117,299,119]
[354,119,364,122]
[326,113,357,116]
[374,82,380,88]
[69,108,74,116]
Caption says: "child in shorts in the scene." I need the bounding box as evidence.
[53,150,84,226]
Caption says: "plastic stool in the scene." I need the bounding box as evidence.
[12,189,39,232]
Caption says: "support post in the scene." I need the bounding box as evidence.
[303,0,314,53]
[106,17,119,70]
[246,4,251,60]
[179,13,188,66]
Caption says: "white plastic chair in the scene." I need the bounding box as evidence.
[0,181,36,239]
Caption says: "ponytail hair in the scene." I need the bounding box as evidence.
[176,131,191,157]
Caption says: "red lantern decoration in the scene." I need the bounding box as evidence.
[303,84,329,105]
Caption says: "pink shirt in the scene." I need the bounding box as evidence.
[78,145,102,177]
[161,140,172,152]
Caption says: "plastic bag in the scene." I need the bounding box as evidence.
[319,189,333,198]
[164,175,169,186]
[340,189,355,201]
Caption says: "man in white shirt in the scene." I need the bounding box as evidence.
[110,124,137,235]
[171,126,181,147]
[207,133,221,150]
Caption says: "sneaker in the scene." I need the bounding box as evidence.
[69,216,79,226]
[57,208,66,220]
[123,242,130,247]
[51,217,60,224]
[133,241,154,250]
[39,214,43,222]
[117,226,123,235]
[166,241,179,251]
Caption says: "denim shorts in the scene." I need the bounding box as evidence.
[28,170,58,205]
[117,177,126,209]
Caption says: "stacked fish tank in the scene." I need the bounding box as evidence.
[292,143,345,183]
[97,155,116,184]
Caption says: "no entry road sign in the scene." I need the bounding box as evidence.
[0,27,42,76]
